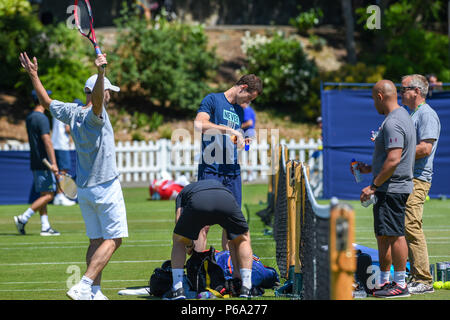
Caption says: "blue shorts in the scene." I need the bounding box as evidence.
[198,171,242,207]
[33,170,56,193]
[55,150,72,171]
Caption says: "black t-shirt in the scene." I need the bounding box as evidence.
[175,179,231,210]
[26,111,51,170]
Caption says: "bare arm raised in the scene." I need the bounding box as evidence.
[19,52,52,109]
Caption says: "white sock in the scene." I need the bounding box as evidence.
[20,208,35,223]
[172,269,184,290]
[394,271,406,287]
[240,268,252,289]
[79,276,93,290]
[40,214,50,231]
[380,271,390,285]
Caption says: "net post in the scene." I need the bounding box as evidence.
[292,162,303,296]
[329,204,356,300]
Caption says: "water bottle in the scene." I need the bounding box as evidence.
[361,194,377,207]
[351,159,362,183]
[197,291,215,299]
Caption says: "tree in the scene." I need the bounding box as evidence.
[340,0,357,64]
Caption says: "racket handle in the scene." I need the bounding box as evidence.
[95,46,107,68]
[42,158,53,170]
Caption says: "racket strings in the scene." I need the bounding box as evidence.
[59,175,78,199]
[76,1,93,36]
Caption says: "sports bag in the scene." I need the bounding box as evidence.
[149,260,172,297]
[215,250,280,289]
[185,246,226,294]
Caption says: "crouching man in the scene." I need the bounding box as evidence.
[165,179,253,300]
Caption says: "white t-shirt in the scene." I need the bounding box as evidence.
[51,117,70,150]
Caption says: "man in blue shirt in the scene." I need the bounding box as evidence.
[241,103,256,139]
[14,90,60,236]
[194,74,263,251]
[19,52,126,300]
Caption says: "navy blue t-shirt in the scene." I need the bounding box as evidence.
[197,93,244,176]
[26,111,51,170]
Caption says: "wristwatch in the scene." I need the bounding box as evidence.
[370,182,379,190]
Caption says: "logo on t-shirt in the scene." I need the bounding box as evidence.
[223,109,240,129]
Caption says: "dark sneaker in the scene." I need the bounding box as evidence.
[40,227,61,236]
[373,282,410,298]
[239,286,252,299]
[163,287,186,300]
[407,281,434,295]
[14,216,26,235]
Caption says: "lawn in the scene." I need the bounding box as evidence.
[0,184,449,300]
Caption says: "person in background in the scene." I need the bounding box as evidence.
[13,90,61,236]
[426,74,443,98]
[401,74,440,294]
[353,80,416,298]
[241,102,256,182]
[52,110,76,206]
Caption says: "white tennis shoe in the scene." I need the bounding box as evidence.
[67,284,93,300]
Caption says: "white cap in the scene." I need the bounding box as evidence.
[84,74,120,93]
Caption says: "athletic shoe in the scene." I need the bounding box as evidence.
[239,286,252,299]
[67,284,93,300]
[54,194,76,206]
[373,282,410,298]
[40,227,61,236]
[92,291,109,300]
[163,287,186,300]
[14,216,26,235]
[407,281,434,295]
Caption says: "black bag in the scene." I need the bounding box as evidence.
[149,260,172,297]
[186,246,226,294]
[355,252,373,294]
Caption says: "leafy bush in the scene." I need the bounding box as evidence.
[241,30,319,121]
[109,3,219,112]
[322,62,386,84]
[1,0,94,103]
[356,0,449,82]
[0,0,41,91]
[289,6,323,35]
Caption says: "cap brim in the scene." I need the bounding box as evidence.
[107,85,120,92]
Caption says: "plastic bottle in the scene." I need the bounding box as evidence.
[361,194,377,207]
[351,158,362,183]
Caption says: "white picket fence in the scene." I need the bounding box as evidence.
[0,138,323,196]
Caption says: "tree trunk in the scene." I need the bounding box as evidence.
[340,0,357,65]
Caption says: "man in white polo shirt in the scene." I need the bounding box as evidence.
[19,52,128,300]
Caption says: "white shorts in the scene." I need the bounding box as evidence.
[78,178,128,240]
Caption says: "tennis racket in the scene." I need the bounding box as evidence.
[74,0,104,62]
[42,159,78,200]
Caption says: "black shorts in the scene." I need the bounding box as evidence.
[373,191,409,237]
[173,189,249,241]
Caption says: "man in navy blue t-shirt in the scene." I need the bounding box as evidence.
[14,90,60,236]
[194,74,263,250]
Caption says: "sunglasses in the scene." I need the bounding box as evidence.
[399,86,418,93]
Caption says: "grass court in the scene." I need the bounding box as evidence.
[0,184,449,300]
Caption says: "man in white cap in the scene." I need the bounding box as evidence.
[19,52,128,300]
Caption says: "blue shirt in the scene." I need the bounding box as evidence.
[411,103,441,183]
[197,93,244,176]
[50,100,119,188]
[26,111,51,170]
[243,105,256,138]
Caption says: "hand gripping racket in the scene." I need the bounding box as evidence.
[74,0,105,65]
[42,159,78,200]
